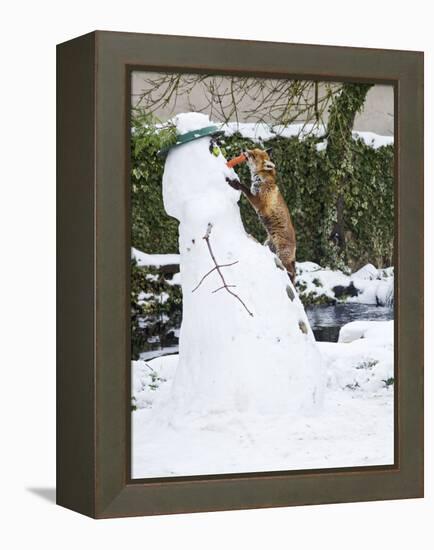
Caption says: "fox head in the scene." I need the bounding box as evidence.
[244,148,275,175]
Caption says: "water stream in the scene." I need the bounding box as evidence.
[306,303,393,342]
[140,303,394,361]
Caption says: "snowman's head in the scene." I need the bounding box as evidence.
[162,113,239,222]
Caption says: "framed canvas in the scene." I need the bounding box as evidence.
[57,31,424,518]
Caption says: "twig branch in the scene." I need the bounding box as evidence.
[212,285,236,293]
[144,362,155,373]
[193,223,254,317]
[191,261,239,292]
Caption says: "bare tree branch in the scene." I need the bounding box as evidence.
[133,72,343,135]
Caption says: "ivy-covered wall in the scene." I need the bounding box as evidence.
[131,124,394,269]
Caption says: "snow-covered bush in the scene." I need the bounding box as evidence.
[131,259,182,360]
[296,262,394,306]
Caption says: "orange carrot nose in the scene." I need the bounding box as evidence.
[226,153,247,169]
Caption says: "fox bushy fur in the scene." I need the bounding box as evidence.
[227,148,297,282]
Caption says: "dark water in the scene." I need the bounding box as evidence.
[140,303,394,360]
[306,303,394,343]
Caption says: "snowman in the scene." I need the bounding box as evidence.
[162,113,324,416]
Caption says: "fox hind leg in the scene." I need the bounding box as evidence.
[278,248,296,283]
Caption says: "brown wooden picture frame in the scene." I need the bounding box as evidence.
[57,30,423,518]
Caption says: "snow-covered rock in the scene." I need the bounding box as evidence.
[297,261,322,274]
[338,320,394,344]
[352,263,378,280]
[161,112,324,416]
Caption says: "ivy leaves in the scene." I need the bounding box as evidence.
[130,109,394,268]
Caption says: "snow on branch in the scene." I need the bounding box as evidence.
[192,223,254,317]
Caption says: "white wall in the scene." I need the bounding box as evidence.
[1,1,431,549]
[132,74,394,135]
[356,85,394,135]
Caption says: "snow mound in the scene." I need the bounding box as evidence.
[320,320,394,395]
[297,261,322,274]
[352,263,379,280]
[132,355,178,409]
[338,320,394,344]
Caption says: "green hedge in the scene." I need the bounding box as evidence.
[131,123,394,269]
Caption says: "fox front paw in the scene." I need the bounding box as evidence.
[250,174,262,195]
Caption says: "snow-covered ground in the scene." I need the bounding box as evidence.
[132,318,394,478]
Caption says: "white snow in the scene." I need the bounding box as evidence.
[297,262,394,306]
[338,320,394,344]
[132,247,180,267]
[166,272,181,286]
[132,355,178,409]
[352,131,394,149]
[221,121,326,141]
[154,118,393,150]
[132,319,394,477]
[218,121,393,149]
[352,263,379,280]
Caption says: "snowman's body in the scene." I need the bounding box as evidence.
[162,113,324,416]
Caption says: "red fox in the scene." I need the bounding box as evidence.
[227,148,297,282]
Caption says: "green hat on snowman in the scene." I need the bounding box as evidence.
[157,113,224,158]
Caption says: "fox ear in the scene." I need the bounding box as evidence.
[265,147,273,159]
[263,160,275,171]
